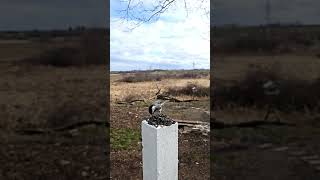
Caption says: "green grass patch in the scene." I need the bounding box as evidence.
[111,128,140,150]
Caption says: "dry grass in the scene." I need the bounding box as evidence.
[213,56,320,111]
[214,25,320,55]
[213,26,320,180]
[111,74,209,103]
[166,83,209,97]
[0,29,108,131]
[118,71,209,83]
[0,30,109,180]
[21,31,107,67]
[213,55,320,82]
[0,63,107,131]
[0,40,48,61]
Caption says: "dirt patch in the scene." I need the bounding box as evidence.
[0,136,108,180]
[213,107,320,179]
[0,61,108,179]
[110,132,210,180]
[213,147,320,180]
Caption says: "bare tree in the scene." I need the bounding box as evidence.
[117,0,209,27]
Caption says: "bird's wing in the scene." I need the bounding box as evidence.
[152,105,157,113]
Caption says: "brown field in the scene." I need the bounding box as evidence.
[212,25,320,179]
[0,30,109,179]
[214,55,320,82]
[213,56,320,179]
[110,70,210,179]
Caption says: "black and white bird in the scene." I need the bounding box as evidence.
[263,80,280,95]
[262,80,281,122]
[192,86,197,100]
[148,100,169,115]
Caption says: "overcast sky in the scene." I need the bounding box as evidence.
[0,0,108,30]
[214,0,320,26]
[1,0,319,29]
[110,0,210,71]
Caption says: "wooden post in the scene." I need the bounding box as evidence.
[141,120,178,180]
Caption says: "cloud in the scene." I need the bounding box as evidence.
[213,0,320,26]
[111,0,210,71]
[0,0,108,30]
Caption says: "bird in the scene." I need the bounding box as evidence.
[262,80,281,122]
[148,100,169,115]
[192,86,197,100]
[263,80,280,95]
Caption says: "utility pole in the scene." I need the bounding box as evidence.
[264,0,271,36]
[192,61,196,78]
[265,0,271,26]
[264,0,272,54]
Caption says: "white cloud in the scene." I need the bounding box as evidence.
[111,0,209,71]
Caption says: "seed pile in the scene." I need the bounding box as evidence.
[147,113,176,127]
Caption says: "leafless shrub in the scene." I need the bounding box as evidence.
[25,47,84,67]
[214,66,320,112]
[119,73,161,83]
[119,71,209,83]
[23,29,107,67]
[166,83,209,97]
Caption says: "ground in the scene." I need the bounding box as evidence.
[2,26,320,179]
[212,54,320,179]
[110,71,210,179]
[0,33,109,179]
[0,63,109,179]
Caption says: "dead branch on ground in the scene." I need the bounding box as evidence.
[212,118,296,129]
[15,120,109,135]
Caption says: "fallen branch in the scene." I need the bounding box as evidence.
[156,94,198,102]
[116,99,146,104]
[16,120,109,135]
[174,119,208,125]
[212,119,296,129]
[52,120,108,131]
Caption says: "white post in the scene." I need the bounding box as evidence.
[141,120,178,180]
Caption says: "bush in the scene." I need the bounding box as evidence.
[118,71,209,83]
[26,47,85,67]
[213,66,320,111]
[24,29,107,67]
[167,83,209,97]
[120,73,161,83]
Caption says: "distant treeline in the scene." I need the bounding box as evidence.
[111,69,210,74]
[0,27,109,40]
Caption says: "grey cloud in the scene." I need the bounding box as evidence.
[213,0,320,26]
[0,0,108,30]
